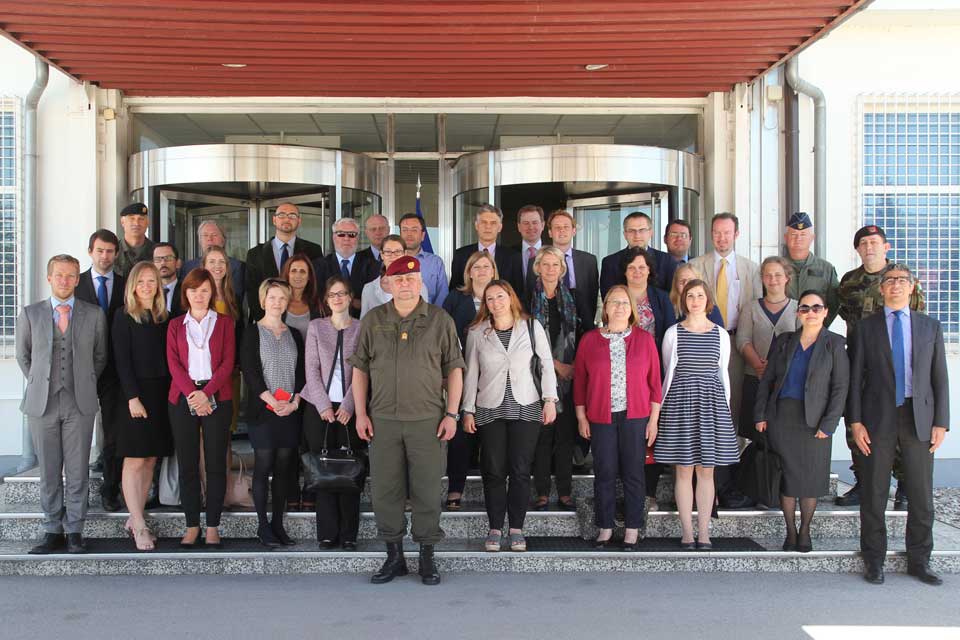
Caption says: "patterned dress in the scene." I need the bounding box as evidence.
[654,325,739,466]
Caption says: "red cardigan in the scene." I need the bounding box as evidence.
[166,312,236,404]
[573,328,662,424]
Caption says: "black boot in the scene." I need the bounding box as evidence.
[835,481,861,507]
[418,544,441,586]
[371,542,408,584]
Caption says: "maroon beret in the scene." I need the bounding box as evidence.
[385,256,420,277]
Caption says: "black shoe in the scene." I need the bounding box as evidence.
[257,524,281,549]
[695,541,713,551]
[271,523,295,546]
[719,489,756,509]
[66,533,87,554]
[782,537,797,552]
[622,539,641,552]
[908,564,943,586]
[418,544,441,586]
[894,484,909,511]
[318,539,338,550]
[342,541,357,551]
[836,483,861,507]
[680,540,696,551]
[371,542,408,584]
[864,563,885,584]
[594,537,614,550]
[796,533,813,554]
[29,533,66,555]
[101,494,123,512]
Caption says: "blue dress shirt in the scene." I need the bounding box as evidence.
[417,250,449,307]
[885,305,913,399]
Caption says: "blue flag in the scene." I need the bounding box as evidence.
[416,174,434,254]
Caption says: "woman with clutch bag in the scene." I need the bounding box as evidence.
[240,278,305,548]
[300,275,365,550]
[461,280,557,552]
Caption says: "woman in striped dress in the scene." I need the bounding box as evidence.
[655,279,739,550]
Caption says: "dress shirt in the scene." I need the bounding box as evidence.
[884,305,913,398]
[336,252,356,276]
[521,240,542,278]
[714,251,742,330]
[271,235,297,273]
[778,342,814,401]
[90,269,115,305]
[561,246,576,289]
[369,246,381,262]
[416,249,449,307]
[49,296,75,322]
[478,242,496,257]
[163,278,178,312]
[183,309,217,381]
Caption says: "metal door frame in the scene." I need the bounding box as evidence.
[566,190,670,250]
[159,190,257,260]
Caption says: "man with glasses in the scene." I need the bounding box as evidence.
[153,243,183,316]
[848,263,949,587]
[599,211,673,298]
[837,225,926,509]
[245,202,323,322]
[181,220,246,310]
[662,219,693,288]
[449,203,518,292]
[358,214,391,269]
[508,204,545,299]
[399,212,448,307]
[115,203,155,278]
[782,212,840,327]
[314,217,377,318]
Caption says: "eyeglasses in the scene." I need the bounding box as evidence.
[797,304,826,314]
[327,291,350,299]
[381,249,405,257]
[881,276,912,286]
[153,255,176,263]
[625,227,651,235]
[335,231,358,239]
[666,231,689,239]
[606,299,633,307]
[274,212,300,220]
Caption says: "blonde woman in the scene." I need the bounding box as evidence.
[113,261,172,551]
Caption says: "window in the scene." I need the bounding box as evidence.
[858,95,960,346]
[0,97,20,356]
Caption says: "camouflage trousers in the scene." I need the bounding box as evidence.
[845,423,905,483]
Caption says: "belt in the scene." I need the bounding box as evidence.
[193,379,210,388]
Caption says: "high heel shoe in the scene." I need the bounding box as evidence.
[796,533,813,553]
[680,540,696,551]
[179,529,203,550]
[204,529,223,550]
[782,536,797,552]
[271,523,295,546]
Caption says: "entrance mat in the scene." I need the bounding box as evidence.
[525,537,767,552]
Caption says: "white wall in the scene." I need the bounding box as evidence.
[796,8,960,458]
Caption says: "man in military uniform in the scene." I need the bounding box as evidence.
[837,224,925,509]
[350,256,464,586]
[115,202,156,278]
[783,212,840,327]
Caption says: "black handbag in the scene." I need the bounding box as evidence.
[527,317,543,396]
[736,435,783,507]
[301,422,367,493]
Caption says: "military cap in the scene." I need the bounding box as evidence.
[787,211,813,230]
[385,256,420,277]
[853,224,885,248]
[120,202,149,217]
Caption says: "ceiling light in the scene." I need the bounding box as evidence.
[221,63,247,68]
[584,64,608,71]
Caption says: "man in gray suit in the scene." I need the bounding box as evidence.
[16,255,108,554]
[849,263,950,586]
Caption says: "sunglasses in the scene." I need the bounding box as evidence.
[797,304,826,314]
[335,231,358,239]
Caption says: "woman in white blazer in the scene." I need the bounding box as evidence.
[461,280,558,553]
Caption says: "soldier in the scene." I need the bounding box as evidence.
[115,203,155,278]
[836,224,925,509]
[783,212,840,327]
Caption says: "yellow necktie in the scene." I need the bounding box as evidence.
[716,258,729,326]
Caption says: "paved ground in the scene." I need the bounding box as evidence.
[1,572,957,639]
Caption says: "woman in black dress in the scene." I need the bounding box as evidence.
[241,279,306,548]
[112,262,173,551]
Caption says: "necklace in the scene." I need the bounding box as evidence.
[765,297,788,305]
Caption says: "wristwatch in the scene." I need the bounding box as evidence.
[444,411,460,421]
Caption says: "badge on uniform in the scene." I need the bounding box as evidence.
[401,331,408,340]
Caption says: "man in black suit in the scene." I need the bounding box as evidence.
[449,203,517,292]
[525,210,598,323]
[245,202,323,322]
[848,263,950,586]
[153,242,183,317]
[599,211,673,298]
[662,219,693,291]
[75,229,126,511]
[507,204,545,299]
[313,217,377,318]
[180,219,246,311]
[357,214,390,272]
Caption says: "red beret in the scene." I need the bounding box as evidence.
[385,256,420,277]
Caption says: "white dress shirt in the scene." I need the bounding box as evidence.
[184,309,217,380]
[163,278,178,313]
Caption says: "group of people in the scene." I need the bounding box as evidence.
[15,199,949,588]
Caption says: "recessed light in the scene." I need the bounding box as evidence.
[584,64,608,71]
[221,63,247,68]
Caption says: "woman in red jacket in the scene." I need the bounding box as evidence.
[574,285,662,551]
[166,268,236,549]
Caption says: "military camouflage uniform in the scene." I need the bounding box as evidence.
[786,253,840,327]
[838,259,926,482]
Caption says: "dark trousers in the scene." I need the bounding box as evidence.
[479,419,541,530]
[534,395,575,498]
[168,396,233,528]
[446,421,479,495]
[592,413,648,529]
[303,403,363,543]
[98,380,125,500]
[859,401,935,567]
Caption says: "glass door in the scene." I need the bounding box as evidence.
[159,190,256,263]
[568,191,668,260]
[261,193,331,252]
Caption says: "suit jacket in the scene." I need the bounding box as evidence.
[182,256,246,310]
[245,237,323,322]
[165,279,185,319]
[600,246,673,299]
[240,323,306,425]
[687,252,762,330]
[16,299,108,417]
[847,309,950,441]
[642,285,677,357]
[165,312,236,404]
[754,329,849,435]
[74,268,126,386]
[449,243,518,293]
[313,251,379,318]
[442,289,479,349]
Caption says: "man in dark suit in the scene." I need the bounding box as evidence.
[153,242,184,317]
[507,204,545,299]
[662,219,693,291]
[245,202,323,322]
[180,219,246,310]
[599,211,673,298]
[449,203,517,292]
[74,229,126,512]
[357,214,390,272]
[525,210,598,323]
[848,263,950,586]
[313,217,377,318]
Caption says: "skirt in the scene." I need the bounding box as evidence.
[116,376,175,459]
[768,398,831,498]
[248,406,303,450]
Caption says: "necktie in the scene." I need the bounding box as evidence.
[56,304,70,334]
[564,254,574,289]
[164,285,172,311]
[716,258,729,326]
[96,275,108,312]
[525,246,536,276]
[892,310,906,407]
[340,259,350,278]
[280,243,290,272]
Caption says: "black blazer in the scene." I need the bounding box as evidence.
[240,324,306,425]
[312,251,379,318]
[164,279,185,319]
[356,247,382,273]
[111,310,169,401]
[245,236,324,322]
[75,269,126,384]
[847,309,950,441]
[600,246,673,299]
[644,285,677,357]
[442,289,479,349]
[754,329,849,435]
[449,243,518,292]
